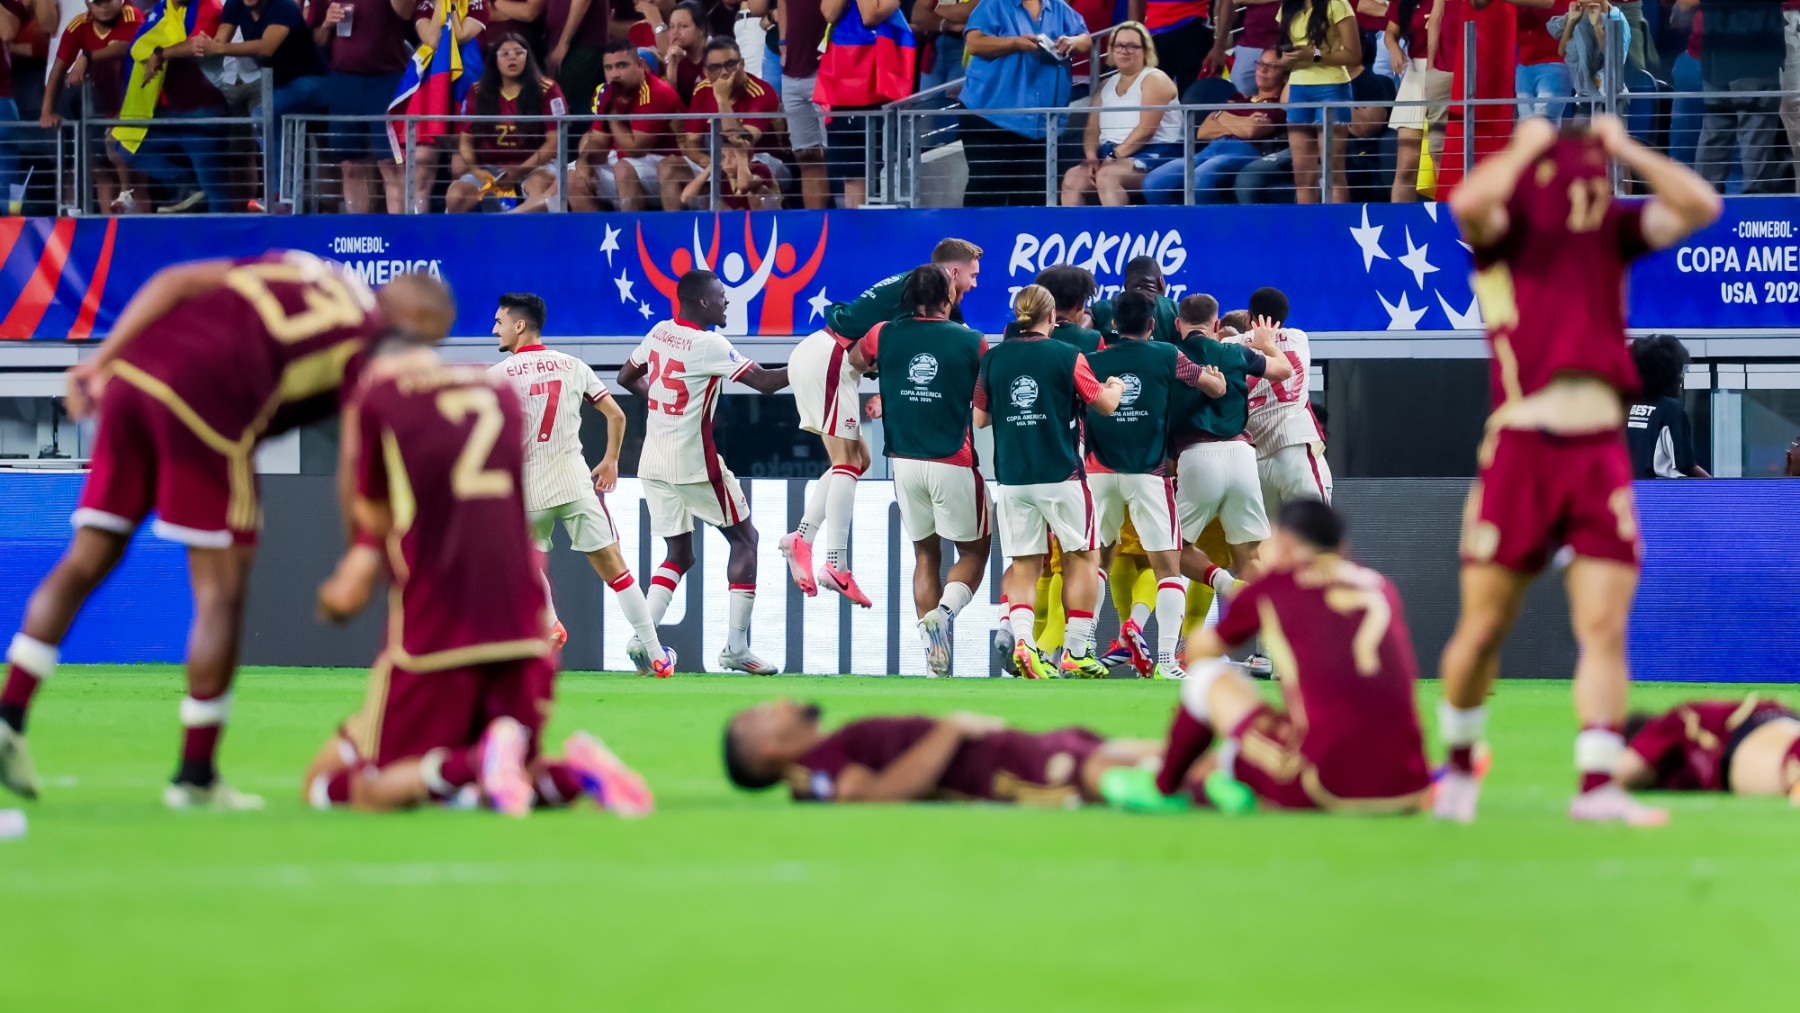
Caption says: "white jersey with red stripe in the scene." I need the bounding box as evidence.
[488,345,611,511]
[627,319,755,485]
[1242,326,1324,458]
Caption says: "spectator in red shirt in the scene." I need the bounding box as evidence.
[654,0,706,103]
[133,0,235,212]
[569,37,686,210]
[311,0,417,212]
[1500,0,1573,122]
[0,0,33,213]
[541,0,608,128]
[38,0,143,213]
[406,0,488,211]
[1143,48,1287,201]
[480,0,544,55]
[658,36,786,209]
[704,136,779,207]
[447,34,565,211]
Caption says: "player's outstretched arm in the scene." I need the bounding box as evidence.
[65,259,235,419]
[834,714,1001,803]
[1448,117,1558,249]
[1592,116,1723,251]
[592,394,626,493]
[736,363,790,394]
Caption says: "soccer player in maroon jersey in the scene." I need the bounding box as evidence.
[1433,115,1723,826]
[1615,696,1800,799]
[0,255,453,809]
[1103,499,1432,814]
[304,331,652,817]
[723,700,1159,804]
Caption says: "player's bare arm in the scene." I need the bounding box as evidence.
[833,714,1003,802]
[65,259,235,419]
[1590,116,1723,250]
[1090,377,1126,415]
[735,363,790,394]
[318,541,384,623]
[1448,117,1557,249]
[617,359,651,398]
[592,393,626,493]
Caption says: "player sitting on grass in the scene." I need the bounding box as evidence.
[722,698,1160,804]
[1615,695,1800,798]
[308,330,652,817]
[1103,500,1432,813]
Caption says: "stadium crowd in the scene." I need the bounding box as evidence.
[0,0,1794,212]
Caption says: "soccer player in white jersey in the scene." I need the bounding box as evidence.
[617,270,791,675]
[1239,287,1333,512]
[488,294,675,678]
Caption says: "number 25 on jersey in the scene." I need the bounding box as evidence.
[644,351,690,416]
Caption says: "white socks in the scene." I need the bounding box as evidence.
[1155,578,1187,667]
[538,568,560,626]
[1437,702,1489,749]
[1130,601,1152,629]
[726,586,755,653]
[1576,727,1625,777]
[1008,604,1036,645]
[823,464,860,570]
[7,634,57,678]
[646,561,683,625]
[1208,565,1235,598]
[1065,612,1096,657]
[939,581,973,618]
[607,572,660,651]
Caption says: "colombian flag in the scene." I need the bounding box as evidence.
[387,0,483,163]
[112,0,201,154]
[815,8,916,109]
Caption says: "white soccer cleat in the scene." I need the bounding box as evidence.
[992,626,1017,676]
[626,637,651,675]
[1569,785,1669,827]
[919,610,951,677]
[479,716,533,818]
[718,647,779,675]
[1431,771,1480,824]
[1242,654,1275,680]
[164,780,266,811]
[0,724,41,801]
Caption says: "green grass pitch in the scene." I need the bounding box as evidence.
[4,668,1795,1011]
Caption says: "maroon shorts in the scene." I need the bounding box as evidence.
[1225,707,1428,814]
[346,653,556,767]
[1460,427,1640,573]
[76,371,260,548]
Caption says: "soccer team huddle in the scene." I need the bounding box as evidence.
[3,115,1793,825]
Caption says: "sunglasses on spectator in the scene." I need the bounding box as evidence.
[706,58,743,73]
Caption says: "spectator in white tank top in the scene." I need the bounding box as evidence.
[1060,21,1182,206]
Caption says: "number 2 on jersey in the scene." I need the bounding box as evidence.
[436,387,514,499]
[1324,586,1391,676]
[527,379,562,442]
[644,351,691,416]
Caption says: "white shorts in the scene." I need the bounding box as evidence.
[893,457,990,544]
[528,492,618,553]
[996,480,1095,558]
[781,73,826,151]
[588,151,664,203]
[1388,59,1454,132]
[1258,442,1334,515]
[643,464,750,537]
[789,328,861,439]
[1089,471,1181,553]
[1175,440,1270,546]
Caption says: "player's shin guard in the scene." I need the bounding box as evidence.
[1156,660,1228,794]
[1155,579,1187,667]
[2,634,57,733]
[822,463,862,572]
[645,561,685,625]
[1576,725,1626,793]
[1438,701,1489,776]
[176,692,231,787]
[608,572,661,651]
[726,586,755,653]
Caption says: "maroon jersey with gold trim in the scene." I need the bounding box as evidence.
[114,252,381,443]
[456,80,568,168]
[1470,134,1651,411]
[786,717,1103,803]
[349,362,550,671]
[1214,556,1430,802]
[1626,697,1796,792]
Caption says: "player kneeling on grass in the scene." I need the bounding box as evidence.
[307,330,652,817]
[1615,695,1800,799]
[1103,500,1432,814]
[722,699,1160,804]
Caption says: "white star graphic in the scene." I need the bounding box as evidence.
[1398,228,1440,290]
[638,300,654,320]
[614,270,636,305]
[1378,291,1429,330]
[1436,291,1484,330]
[599,224,622,266]
[1349,205,1391,272]
[806,287,831,323]
[1423,202,1439,222]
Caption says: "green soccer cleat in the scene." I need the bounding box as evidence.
[1059,650,1110,680]
[1099,766,1191,814]
[1202,770,1257,815]
[1011,640,1058,680]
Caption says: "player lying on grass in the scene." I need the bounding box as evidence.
[1614,695,1800,798]
[723,699,1160,804]
[307,329,652,817]
[1103,499,1432,813]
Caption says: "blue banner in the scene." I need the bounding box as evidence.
[3,198,1796,340]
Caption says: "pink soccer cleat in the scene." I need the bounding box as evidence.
[1569,785,1669,827]
[820,563,872,608]
[549,621,568,649]
[649,646,677,679]
[778,532,818,596]
[562,732,654,818]
[479,717,533,818]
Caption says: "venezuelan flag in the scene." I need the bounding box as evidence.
[388,0,483,163]
[815,7,915,109]
[112,0,201,154]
